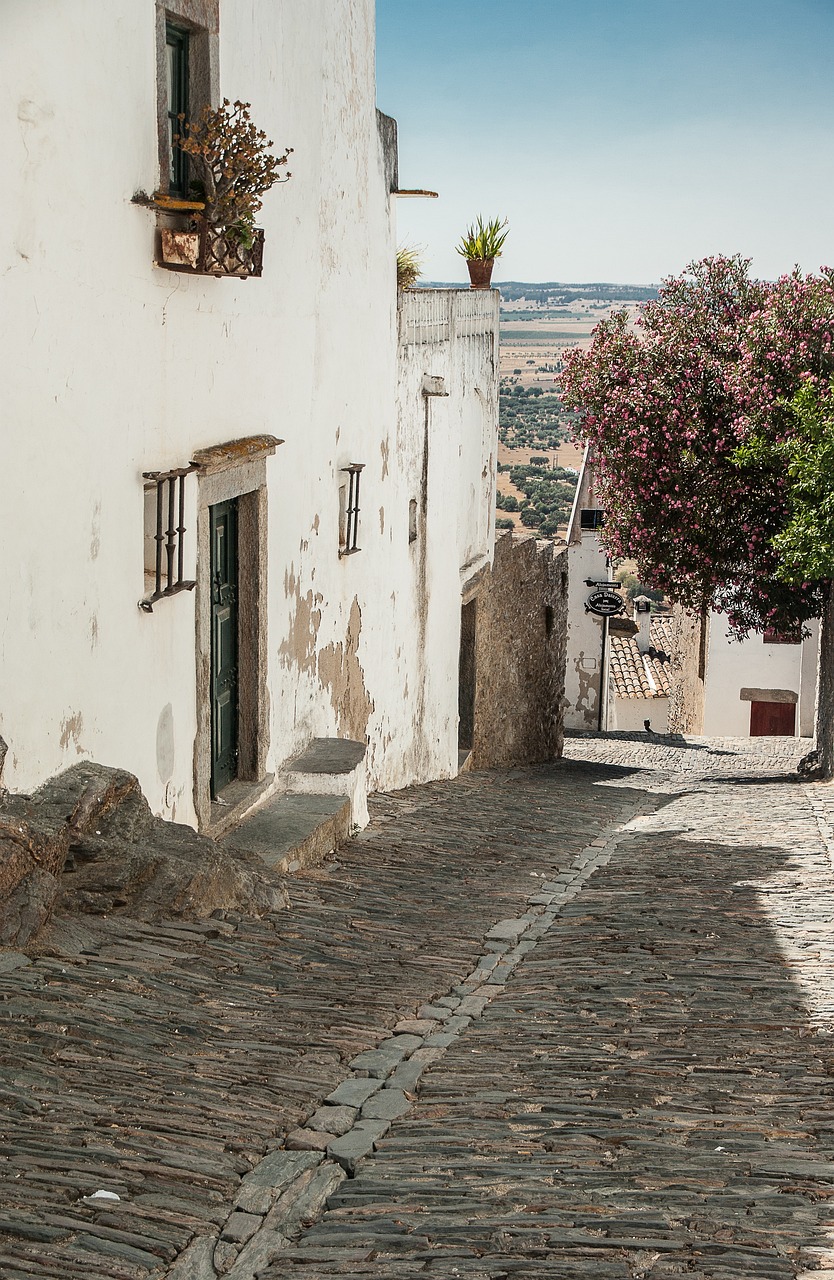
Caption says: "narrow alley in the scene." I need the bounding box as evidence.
[2,733,834,1280]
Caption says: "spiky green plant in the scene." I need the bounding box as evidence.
[455,215,509,261]
[396,244,423,289]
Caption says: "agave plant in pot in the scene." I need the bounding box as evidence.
[161,99,292,277]
[456,215,509,289]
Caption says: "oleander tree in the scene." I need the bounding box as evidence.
[560,254,834,770]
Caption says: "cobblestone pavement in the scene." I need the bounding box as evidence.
[3,733,834,1279]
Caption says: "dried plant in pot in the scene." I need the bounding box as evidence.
[455,216,509,289]
[160,99,293,277]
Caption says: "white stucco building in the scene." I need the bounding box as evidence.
[563,448,612,731]
[1,1,499,831]
[701,614,818,738]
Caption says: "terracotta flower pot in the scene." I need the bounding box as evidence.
[466,258,495,290]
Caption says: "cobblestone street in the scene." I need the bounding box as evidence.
[3,733,834,1279]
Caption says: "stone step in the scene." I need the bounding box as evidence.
[282,738,369,829]
[220,792,352,874]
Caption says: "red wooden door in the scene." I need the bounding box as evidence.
[750,700,795,736]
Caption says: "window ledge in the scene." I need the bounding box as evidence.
[191,435,283,476]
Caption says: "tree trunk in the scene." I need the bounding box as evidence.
[813,580,834,778]
[697,602,709,681]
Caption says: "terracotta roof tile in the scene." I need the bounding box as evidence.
[609,618,672,700]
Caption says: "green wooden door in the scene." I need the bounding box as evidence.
[210,499,239,796]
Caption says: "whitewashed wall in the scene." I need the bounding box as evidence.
[609,694,669,733]
[564,534,609,731]
[702,613,817,738]
[0,2,498,824]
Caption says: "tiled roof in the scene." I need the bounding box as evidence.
[609,618,672,700]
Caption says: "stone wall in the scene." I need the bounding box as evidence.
[667,606,706,735]
[471,534,568,769]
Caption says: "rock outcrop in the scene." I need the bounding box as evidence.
[0,763,288,947]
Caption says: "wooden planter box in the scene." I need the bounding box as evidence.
[160,224,265,278]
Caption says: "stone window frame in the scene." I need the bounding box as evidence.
[155,1,219,197]
[191,436,281,832]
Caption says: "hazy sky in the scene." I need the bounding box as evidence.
[376,0,834,285]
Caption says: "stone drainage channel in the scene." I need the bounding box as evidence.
[166,800,648,1280]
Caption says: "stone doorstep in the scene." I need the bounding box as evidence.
[282,737,369,830]
[220,792,352,875]
[206,775,277,842]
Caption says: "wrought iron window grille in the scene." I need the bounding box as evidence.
[140,463,200,611]
[339,464,365,557]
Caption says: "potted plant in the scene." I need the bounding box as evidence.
[396,244,423,289]
[455,215,509,290]
[160,99,292,277]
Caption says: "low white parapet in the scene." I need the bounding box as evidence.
[398,287,500,346]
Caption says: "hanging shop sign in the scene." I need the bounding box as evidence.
[585,588,625,617]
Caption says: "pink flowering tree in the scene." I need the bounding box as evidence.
[561,254,834,766]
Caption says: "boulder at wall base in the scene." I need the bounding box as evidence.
[0,868,61,948]
[0,762,288,946]
[0,800,72,947]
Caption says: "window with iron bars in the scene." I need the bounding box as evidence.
[140,463,199,610]
[339,463,364,556]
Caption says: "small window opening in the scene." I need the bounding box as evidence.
[545,604,555,635]
[140,463,199,610]
[408,498,418,544]
[763,628,801,645]
[339,463,364,556]
[165,23,190,196]
[579,508,604,531]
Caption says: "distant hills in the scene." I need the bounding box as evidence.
[423,281,659,305]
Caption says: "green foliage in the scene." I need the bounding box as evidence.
[176,98,292,227]
[614,568,665,603]
[496,492,520,511]
[456,216,509,262]
[735,381,834,584]
[498,385,572,452]
[396,244,423,289]
[519,506,544,528]
[502,464,576,537]
[495,516,515,531]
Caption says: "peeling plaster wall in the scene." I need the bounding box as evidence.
[359,289,500,793]
[1,0,394,823]
[1,4,500,824]
[471,534,567,769]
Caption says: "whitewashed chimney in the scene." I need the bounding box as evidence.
[633,595,653,653]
